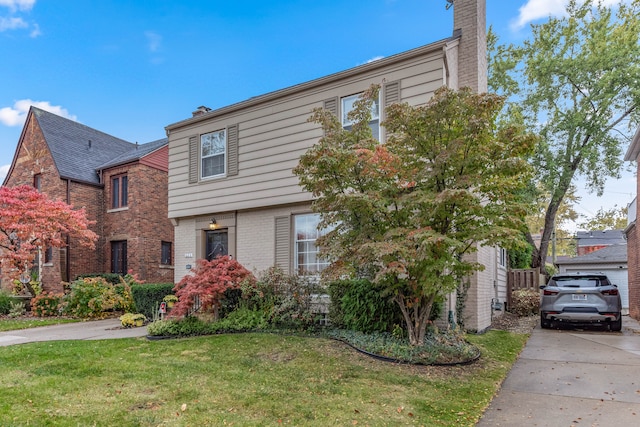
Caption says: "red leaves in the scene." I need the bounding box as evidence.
[171,256,256,318]
[0,185,98,279]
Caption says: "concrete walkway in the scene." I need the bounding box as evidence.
[0,318,148,347]
[477,316,640,426]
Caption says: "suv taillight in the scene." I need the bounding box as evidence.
[543,289,559,296]
[600,288,619,296]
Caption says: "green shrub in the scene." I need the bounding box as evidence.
[0,290,14,315]
[31,292,64,317]
[218,307,268,331]
[63,277,134,318]
[76,273,123,285]
[147,316,219,337]
[131,283,175,319]
[328,279,403,333]
[510,288,540,317]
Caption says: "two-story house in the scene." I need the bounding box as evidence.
[2,106,174,292]
[165,0,504,331]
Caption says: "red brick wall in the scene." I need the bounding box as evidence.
[628,224,639,320]
[1,115,104,293]
[102,163,174,283]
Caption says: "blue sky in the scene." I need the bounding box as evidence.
[0,0,635,228]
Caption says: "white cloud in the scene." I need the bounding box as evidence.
[0,0,39,36]
[0,164,10,183]
[511,0,629,31]
[0,100,77,127]
[0,15,26,31]
[145,31,162,52]
[0,0,35,12]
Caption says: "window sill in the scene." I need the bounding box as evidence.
[107,207,129,213]
[159,264,174,269]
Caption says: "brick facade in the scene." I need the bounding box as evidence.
[102,159,174,283]
[2,110,173,292]
[628,160,640,320]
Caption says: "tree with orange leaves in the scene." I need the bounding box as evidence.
[0,185,97,290]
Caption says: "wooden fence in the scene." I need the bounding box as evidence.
[507,269,545,310]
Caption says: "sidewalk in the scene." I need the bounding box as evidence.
[477,316,640,426]
[0,318,149,347]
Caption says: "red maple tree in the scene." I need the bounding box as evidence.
[0,185,98,282]
[171,256,256,318]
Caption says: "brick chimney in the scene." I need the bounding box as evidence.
[192,105,212,117]
[453,0,487,93]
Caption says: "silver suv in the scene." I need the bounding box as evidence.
[540,273,622,331]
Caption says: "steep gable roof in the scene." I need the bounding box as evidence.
[32,107,135,185]
[96,138,168,171]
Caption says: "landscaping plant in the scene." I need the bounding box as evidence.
[294,86,535,345]
[171,256,256,319]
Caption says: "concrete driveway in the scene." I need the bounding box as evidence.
[477,318,640,426]
[0,319,148,347]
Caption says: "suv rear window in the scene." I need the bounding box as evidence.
[550,277,609,287]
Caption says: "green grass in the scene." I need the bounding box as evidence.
[0,317,78,332]
[0,331,529,426]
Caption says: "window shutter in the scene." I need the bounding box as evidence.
[188,135,198,184]
[384,80,401,107]
[274,216,291,274]
[323,97,338,116]
[227,124,239,176]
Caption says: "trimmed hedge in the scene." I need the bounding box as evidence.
[131,283,175,319]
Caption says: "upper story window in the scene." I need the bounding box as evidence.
[294,213,331,275]
[33,174,42,192]
[341,93,380,141]
[112,174,128,209]
[201,129,226,179]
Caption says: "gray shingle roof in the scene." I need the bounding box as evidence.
[576,230,626,247]
[96,137,168,170]
[556,243,628,265]
[33,107,135,185]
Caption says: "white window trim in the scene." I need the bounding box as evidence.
[200,129,227,180]
[341,92,380,140]
[294,213,331,275]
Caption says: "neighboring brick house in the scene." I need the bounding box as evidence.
[624,126,640,320]
[1,106,173,292]
[576,230,625,256]
[165,0,504,332]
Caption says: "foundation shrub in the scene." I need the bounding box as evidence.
[131,283,175,319]
[510,288,540,317]
[31,292,64,316]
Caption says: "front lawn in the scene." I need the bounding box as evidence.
[0,331,528,426]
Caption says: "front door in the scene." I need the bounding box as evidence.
[111,241,127,275]
[206,230,228,260]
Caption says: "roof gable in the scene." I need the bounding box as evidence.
[97,138,168,171]
[32,107,135,185]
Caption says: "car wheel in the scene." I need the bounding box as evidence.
[540,314,551,329]
[610,316,622,332]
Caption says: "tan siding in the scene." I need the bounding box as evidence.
[168,46,448,219]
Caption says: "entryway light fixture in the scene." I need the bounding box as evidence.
[209,218,218,230]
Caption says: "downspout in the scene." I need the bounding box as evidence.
[66,179,71,282]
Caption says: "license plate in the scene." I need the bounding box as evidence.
[572,294,587,301]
